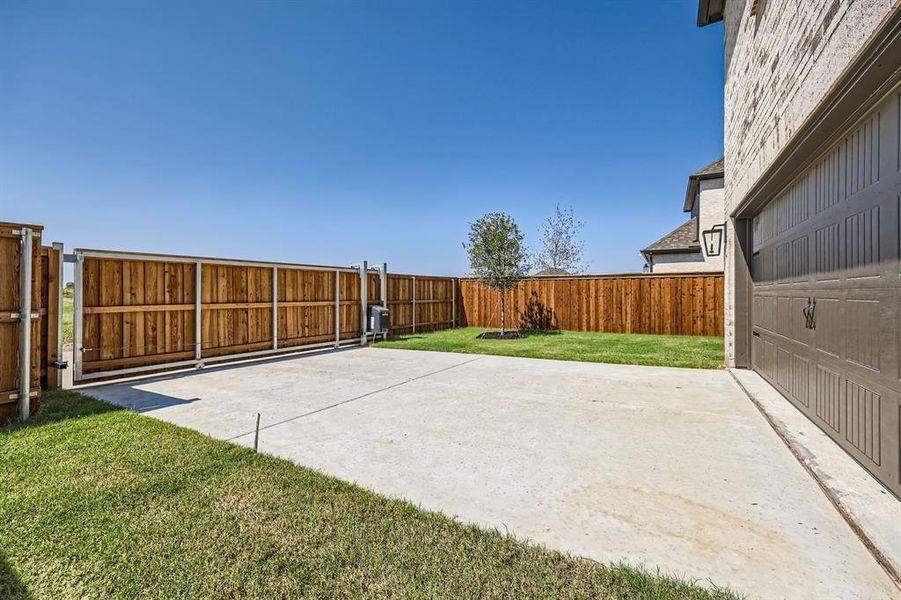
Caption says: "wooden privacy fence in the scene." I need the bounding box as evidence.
[1,222,63,421]
[458,273,724,337]
[386,274,456,334]
[3,221,723,407]
[73,249,457,382]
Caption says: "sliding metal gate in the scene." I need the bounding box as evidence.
[70,249,384,383]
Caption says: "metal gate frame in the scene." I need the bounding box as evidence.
[68,249,388,384]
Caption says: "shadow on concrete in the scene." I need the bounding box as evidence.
[104,390,202,414]
[76,345,362,393]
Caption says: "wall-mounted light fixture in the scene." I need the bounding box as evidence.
[702,223,726,257]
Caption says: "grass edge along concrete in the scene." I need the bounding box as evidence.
[0,390,741,599]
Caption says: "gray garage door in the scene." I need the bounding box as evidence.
[750,88,901,497]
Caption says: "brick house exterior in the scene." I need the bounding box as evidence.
[699,1,901,496]
[641,158,725,273]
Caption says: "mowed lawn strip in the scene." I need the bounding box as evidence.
[62,287,73,343]
[0,391,739,599]
[376,327,725,369]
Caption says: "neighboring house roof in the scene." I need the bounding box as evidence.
[697,0,725,26]
[641,217,701,259]
[683,157,724,212]
[535,267,569,276]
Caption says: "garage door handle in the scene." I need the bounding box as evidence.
[802,297,816,330]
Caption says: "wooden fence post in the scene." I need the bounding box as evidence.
[271,267,278,350]
[359,261,368,345]
[195,261,202,362]
[334,270,340,348]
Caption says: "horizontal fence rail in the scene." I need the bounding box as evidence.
[72,249,458,383]
[386,274,456,334]
[458,272,724,337]
[74,250,368,382]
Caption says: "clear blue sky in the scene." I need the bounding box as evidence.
[1,0,723,278]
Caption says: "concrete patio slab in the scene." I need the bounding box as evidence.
[79,347,900,599]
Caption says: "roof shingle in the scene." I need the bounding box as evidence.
[691,157,724,178]
[641,217,700,254]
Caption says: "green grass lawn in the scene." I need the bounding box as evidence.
[0,391,738,599]
[376,327,725,369]
[62,286,73,344]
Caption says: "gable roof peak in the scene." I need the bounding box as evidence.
[684,156,725,212]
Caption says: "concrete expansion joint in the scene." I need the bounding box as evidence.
[226,355,484,442]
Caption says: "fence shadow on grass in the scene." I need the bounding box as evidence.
[0,555,28,600]
[383,334,427,342]
[1,390,122,434]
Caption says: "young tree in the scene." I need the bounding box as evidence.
[464,212,530,334]
[534,204,586,274]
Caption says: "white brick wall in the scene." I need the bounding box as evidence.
[650,252,707,273]
[698,178,726,272]
[720,0,894,366]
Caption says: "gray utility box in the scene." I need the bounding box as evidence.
[369,305,390,334]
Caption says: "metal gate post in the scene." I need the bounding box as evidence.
[452,278,456,328]
[359,261,368,345]
[334,270,340,348]
[380,263,388,307]
[73,253,84,383]
[18,227,34,421]
[412,276,416,333]
[195,261,202,363]
[272,267,278,350]
[53,242,64,388]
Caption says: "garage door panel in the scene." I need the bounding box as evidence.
[776,347,792,391]
[751,88,900,497]
[792,354,810,407]
[814,364,843,433]
[790,296,813,344]
[814,221,842,281]
[845,379,881,465]
[752,247,773,283]
[775,242,792,283]
[844,204,882,275]
[791,235,810,282]
[844,298,881,372]
[844,383,899,489]
[813,297,842,359]
[754,294,776,333]
[844,112,881,199]
[762,337,775,378]
[775,296,792,337]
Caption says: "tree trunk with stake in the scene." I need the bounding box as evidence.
[464,212,529,337]
[499,289,506,334]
